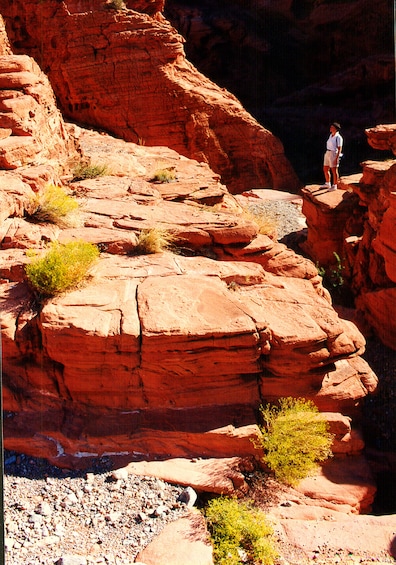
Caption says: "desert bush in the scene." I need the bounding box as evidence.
[241,208,278,238]
[25,241,99,297]
[258,397,333,486]
[30,184,80,227]
[204,497,277,565]
[134,227,176,254]
[71,162,109,181]
[151,168,176,183]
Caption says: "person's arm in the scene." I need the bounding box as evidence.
[335,137,342,162]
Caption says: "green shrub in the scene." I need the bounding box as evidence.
[204,497,277,565]
[258,397,333,486]
[151,168,176,183]
[71,162,109,181]
[25,241,99,297]
[317,251,345,289]
[30,184,80,227]
[135,227,176,254]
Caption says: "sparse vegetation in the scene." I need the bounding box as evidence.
[71,162,109,181]
[204,497,278,565]
[29,184,80,227]
[257,397,333,486]
[317,251,345,289]
[227,281,239,291]
[241,208,278,238]
[25,241,99,297]
[134,227,176,255]
[151,168,176,183]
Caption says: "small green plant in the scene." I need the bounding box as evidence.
[29,184,80,227]
[25,241,99,297]
[71,162,109,181]
[134,227,176,254]
[258,397,333,486]
[317,252,345,289]
[316,262,326,279]
[151,168,176,183]
[227,281,239,292]
[204,497,278,565]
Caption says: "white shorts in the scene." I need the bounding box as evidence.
[324,150,338,167]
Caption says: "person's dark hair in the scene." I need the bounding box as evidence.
[332,122,341,130]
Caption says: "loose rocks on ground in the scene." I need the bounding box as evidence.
[4,452,189,565]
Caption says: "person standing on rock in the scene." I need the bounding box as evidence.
[321,122,343,190]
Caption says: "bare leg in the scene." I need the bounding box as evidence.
[323,165,331,184]
[331,166,339,186]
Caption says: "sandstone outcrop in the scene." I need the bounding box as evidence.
[301,124,396,350]
[0,0,300,193]
[136,510,213,565]
[0,19,379,518]
[1,122,379,515]
[0,53,78,173]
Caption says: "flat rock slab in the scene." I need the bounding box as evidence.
[121,457,250,495]
[135,510,213,565]
[296,455,376,514]
[274,513,396,562]
[239,188,302,202]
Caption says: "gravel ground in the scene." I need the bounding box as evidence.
[247,199,306,240]
[3,452,189,565]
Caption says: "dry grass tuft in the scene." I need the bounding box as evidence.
[151,168,176,183]
[134,227,176,255]
[29,184,81,228]
[241,208,278,238]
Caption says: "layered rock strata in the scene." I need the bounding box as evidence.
[301,124,396,350]
[2,126,378,473]
[0,54,78,173]
[0,35,378,512]
[165,0,394,183]
[0,1,299,193]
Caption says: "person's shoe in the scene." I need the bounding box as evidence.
[320,182,331,188]
[329,184,337,191]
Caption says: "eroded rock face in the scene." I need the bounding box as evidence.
[0,53,78,172]
[0,0,299,193]
[301,124,396,350]
[1,124,378,476]
[0,22,378,511]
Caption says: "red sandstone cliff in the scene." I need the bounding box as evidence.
[0,0,300,194]
[0,10,380,515]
